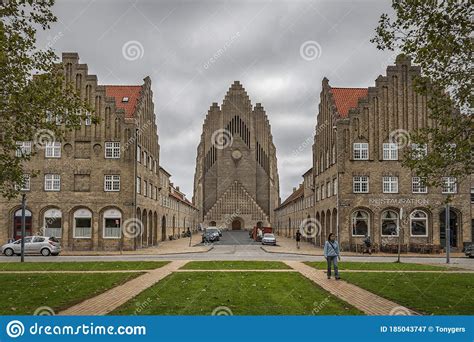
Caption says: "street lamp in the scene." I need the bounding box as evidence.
[20,193,26,263]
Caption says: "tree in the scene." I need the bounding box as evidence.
[0,0,91,199]
[372,0,473,193]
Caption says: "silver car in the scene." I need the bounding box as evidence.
[2,236,61,256]
[261,233,276,246]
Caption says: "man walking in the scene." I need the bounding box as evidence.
[295,230,302,249]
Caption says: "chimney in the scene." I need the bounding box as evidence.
[176,186,180,192]
[293,187,296,192]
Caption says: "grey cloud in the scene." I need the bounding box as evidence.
[37,0,396,201]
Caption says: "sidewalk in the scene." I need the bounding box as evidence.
[285,261,418,315]
[59,260,189,315]
[262,235,465,258]
[60,234,211,256]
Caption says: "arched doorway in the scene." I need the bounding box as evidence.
[231,219,242,230]
[161,216,166,241]
[439,209,459,248]
[13,209,32,240]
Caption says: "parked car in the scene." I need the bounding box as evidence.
[1,236,61,256]
[202,227,220,243]
[465,244,474,258]
[261,233,276,246]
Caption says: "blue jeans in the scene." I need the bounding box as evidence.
[326,256,339,278]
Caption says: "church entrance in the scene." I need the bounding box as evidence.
[231,219,242,230]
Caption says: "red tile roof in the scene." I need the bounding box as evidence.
[330,87,368,117]
[105,85,142,118]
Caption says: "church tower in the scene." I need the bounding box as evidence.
[193,81,280,229]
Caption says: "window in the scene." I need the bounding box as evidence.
[136,177,141,194]
[137,145,141,163]
[122,97,129,103]
[442,177,457,194]
[45,142,61,158]
[104,175,120,192]
[382,176,398,193]
[103,209,121,238]
[149,156,153,170]
[149,183,153,199]
[332,145,336,164]
[352,210,369,236]
[353,176,369,193]
[353,143,369,160]
[85,112,92,126]
[16,141,32,157]
[316,187,320,201]
[333,178,338,196]
[471,187,474,203]
[411,143,427,159]
[410,210,428,236]
[105,142,120,159]
[321,184,325,199]
[381,210,399,236]
[17,174,30,191]
[43,208,62,238]
[412,177,427,193]
[74,209,92,238]
[144,180,148,197]
[44,174,60,191]
[383,143,398,160]
[326,181,331,198]
[143,151,147,167]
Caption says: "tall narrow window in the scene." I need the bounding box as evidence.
[105,142,120,159]
[45,142,61,158]
[381,210,399,236]
[412,177,427,193]
[353,176,369,193]
[442,177,457,194]
[382,176,398,193]
[44,174,61,191]
[383,143,398,160]
[104,175,120,192]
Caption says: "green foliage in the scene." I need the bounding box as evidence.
[0,0,92,199]
[372,0,473,189]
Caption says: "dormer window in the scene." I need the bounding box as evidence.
[122,97,129,103]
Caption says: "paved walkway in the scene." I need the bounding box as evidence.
[284,261,419,315]
[59,260,188,315]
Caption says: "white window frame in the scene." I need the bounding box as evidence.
[326,181,331,198]
[352,210,370,237]
[45,142,61,158]
[43,208,62,238]
[44,174,61,191]
[382,176,399,193]
[136,177,141,194]
[18,174,30,191]
[85,112,92,126]
[410,210,428,237]
[383,142,398,160]
[104,175,120,192]
[353,142,369,160]
[73,209,92,238]
[144,180,148,197]
[442,177,457,194]
[412,177,428,194]
[16,141,32,157]
[411,143,427,159]
[103,209,122,239]
[333,178,338,196]
[353,176,369,193]
[137,145,141,163]
[381,210,399,237]
[105,142,121,159]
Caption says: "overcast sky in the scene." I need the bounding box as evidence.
[37,0,397,201]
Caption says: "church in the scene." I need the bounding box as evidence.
[193,81,280,230]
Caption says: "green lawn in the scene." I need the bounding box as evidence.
[343,272,474,315]
[0,261,169,272]
[305,261,458,271]
[112,272,362,315]
[180,261,290,270]
[0,273,141,315]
